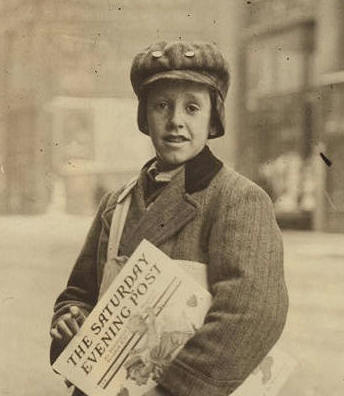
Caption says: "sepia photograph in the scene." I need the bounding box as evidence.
[0,1,343,395]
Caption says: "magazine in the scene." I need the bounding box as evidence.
[53,239,212,395]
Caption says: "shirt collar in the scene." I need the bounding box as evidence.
[147,161,184,183]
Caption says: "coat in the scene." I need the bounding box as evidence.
[50,146,288,396]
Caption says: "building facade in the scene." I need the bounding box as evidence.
[237,0,344,232]
[1,0,343,232]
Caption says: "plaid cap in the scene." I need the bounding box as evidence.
[130,40,230,138]
[131,40,230,100]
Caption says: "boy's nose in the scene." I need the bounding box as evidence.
[167,105,184,131]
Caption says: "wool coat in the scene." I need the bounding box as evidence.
[50,147,288,396]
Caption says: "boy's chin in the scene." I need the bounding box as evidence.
[156,157,184,170]
[156,151,196,168]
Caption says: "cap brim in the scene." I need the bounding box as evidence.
[141,70,221,97]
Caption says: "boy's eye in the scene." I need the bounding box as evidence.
[156,102,168,110]
[186,104,200,113]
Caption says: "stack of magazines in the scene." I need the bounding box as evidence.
[53,240,296,396]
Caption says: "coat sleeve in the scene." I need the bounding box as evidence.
[158,181,289,396]
[50,192,112,364]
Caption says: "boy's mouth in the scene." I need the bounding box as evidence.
[164,135,189,143]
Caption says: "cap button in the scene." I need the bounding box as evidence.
[152,50,163,58]
[184,50,195,57]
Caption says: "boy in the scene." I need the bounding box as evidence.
[50,41,288,396]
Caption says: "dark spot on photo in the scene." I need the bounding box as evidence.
[320,152,332,167]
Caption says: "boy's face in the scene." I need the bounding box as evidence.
[146,80,211,168]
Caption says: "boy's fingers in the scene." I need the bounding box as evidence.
[65,316,80,334]
[70,306,86,325]
[50,327,63,340]
[70,305,83,319]
[56,319,73,339]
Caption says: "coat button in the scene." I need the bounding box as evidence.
[185,50,195,57]
[152,50,163,58]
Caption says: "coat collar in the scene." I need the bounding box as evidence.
[184,145,223,194]
[142,145,223,194]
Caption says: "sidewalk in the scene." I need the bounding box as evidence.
[1,215,343,396]
[280,231,344,396]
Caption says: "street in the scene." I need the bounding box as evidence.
[0,214,343,396]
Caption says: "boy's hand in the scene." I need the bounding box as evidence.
[50,306,86,346]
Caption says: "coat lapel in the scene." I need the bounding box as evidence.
[101,146,223,255]
[121,169,199,255]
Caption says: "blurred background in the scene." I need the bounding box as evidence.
[0,1,343,395]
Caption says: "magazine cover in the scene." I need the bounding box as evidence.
[53,239,212,396]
